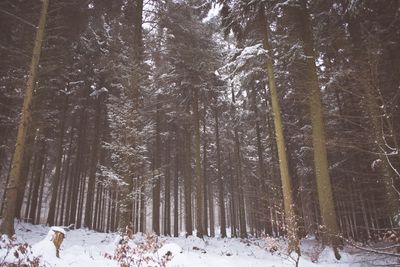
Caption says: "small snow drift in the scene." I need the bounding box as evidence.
[32,226,66,261]
[3,222,398,267]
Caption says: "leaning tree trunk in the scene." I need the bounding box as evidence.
[0,0,49,236]
[15,126,35,218]
[294,0,341,259]
[259,6,299,254]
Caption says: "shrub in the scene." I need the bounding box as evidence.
[0,235,43,267]
[105,233,172,267]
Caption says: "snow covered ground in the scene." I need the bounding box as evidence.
[0,221,398,267]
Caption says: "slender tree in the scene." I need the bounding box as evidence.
[293,0,341,258]
[259,5,300,254]
[0,0,49,236]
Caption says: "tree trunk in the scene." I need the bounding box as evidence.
[84,97,102,229]
[139,181,146,233]
[259,6,299,254]
[36,156,47,224]
[47,95,68,225]
[152,99,161,235]
[183,124,193,236]
[295,1,340,258]
[60,125,74,225]
[228,151,237,237]
[15,128,35,218]
[164,139,171,236]
[29,134,46,224]
[193,88,204,238]
[202,110,209,236]
[174,130,180,237]
[0,0,49,236]
[234,130,247,239]
[68,110,87,226]
[214,108,227,238]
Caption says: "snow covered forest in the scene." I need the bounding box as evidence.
[0,0,399,266]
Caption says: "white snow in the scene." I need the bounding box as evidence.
[0,222,397,267]
[203,4,222,23]
[51,226,66,235]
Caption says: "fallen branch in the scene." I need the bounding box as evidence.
[343,238,400,258]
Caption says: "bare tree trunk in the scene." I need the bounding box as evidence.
[0,0,49,236]
[193,88,204,238]
[202,110,209,236]
[84,97,102,229]
[174,130,180,237]
[36,156,47,224]
[47,95,68,225]
[152,99,161,235]
[183,124,193,236]
[15,128,35,218]
[60,125,74,225]
[139,182,146,233]
[294,1,341,258]
[164,139,171,236]
[259,6,299,254]
[214,108,227,238]
[68,110,87,226]
[228,151,237,237]
[29,133,46,224]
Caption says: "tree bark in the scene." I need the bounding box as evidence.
[294,1,340,258]
[152,99,161,235]
[193,88,204,238]
[47,95,68,225]
[214,108,227,238]
[202,109,209,236]
[29,133,46,224]
[0,0,49,236]
[183,124,193,236]
[174,130,180,237]
[259,6,299,254]
[84,97,102,229]
[164,138,171,236]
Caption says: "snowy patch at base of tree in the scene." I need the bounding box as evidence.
[0,222,398,267]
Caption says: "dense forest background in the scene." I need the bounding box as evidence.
[0,0,399,257]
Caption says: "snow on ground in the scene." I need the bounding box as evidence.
[0,221,397,267]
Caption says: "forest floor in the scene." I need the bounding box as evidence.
[0,221,398,267]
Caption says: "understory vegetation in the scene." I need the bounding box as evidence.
[0,0,399,265]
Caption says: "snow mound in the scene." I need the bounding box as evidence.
[158,243,182,256]
[6,222,399,267]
